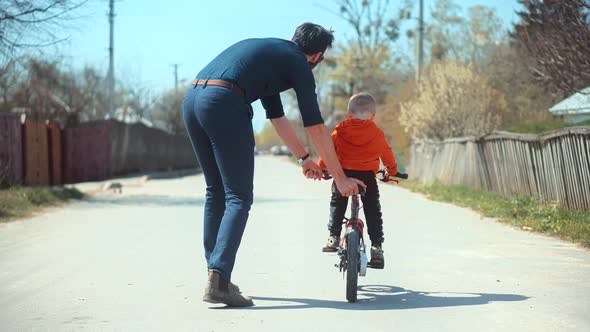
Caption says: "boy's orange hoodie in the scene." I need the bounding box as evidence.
[318,118,398,175]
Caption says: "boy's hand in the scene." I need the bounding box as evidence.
[302,159,323,180]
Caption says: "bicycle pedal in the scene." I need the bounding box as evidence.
[322,247,338,253]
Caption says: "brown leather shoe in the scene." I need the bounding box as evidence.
[203,271,254,307]
[230,281,241,293]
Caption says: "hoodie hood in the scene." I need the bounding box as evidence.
[334,118,381,147]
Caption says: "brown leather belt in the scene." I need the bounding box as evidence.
[191,79,245,97]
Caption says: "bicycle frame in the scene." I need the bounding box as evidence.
[337,193,368,276]
[344,194,364,241]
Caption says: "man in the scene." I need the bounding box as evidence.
[183,22,365,307]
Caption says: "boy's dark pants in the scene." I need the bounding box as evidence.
[328,169,384,246]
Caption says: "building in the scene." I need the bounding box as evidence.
[549,86,590,123]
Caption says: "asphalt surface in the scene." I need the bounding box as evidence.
[1,156,589,331]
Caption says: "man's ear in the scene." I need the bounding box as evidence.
[309,51,322,63]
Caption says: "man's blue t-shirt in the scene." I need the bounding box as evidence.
[196,38,324,127]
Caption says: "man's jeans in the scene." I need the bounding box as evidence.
[183,84,254,282]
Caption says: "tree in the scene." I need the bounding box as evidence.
[482,42,557,124]
[400,61,506,140]
[420,0,464,62]
[0,0,87,63]
[13,59,68,121]
[327,42,401,103]
[0,59,23,112]
[151,89,185,135]
[336,0,410,53]
[513,0,590,96]
[115,84,156,123]
[8,59,111,125]
[413,0,504,66]
[463,5,504,65]
[321,0,412,110]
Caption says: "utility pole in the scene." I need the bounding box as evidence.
[172,64,180,93]
[107,0,115,116]
[416,0,424,83]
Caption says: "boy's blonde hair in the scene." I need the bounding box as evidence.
[347,92,376,120]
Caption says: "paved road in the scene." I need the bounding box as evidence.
[1,156,589,331]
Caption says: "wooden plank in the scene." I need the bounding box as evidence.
[0,114,23,185]
[47,122,62,186]
[24,119,50,186]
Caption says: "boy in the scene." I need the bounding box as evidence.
[319,92,402,269]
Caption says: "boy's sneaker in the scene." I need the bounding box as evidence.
[322,235,339,252]
[369,245,384,269]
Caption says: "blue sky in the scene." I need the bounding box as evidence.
[62,0,522,132]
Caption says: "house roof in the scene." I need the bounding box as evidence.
[549,86,590,115]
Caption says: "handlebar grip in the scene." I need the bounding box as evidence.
[394,172,409,180]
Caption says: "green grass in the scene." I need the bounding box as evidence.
[0,186,84,223]
[399,180,590,248]
[500,120,590,134]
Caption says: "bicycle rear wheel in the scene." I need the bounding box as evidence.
[346,230,360,303]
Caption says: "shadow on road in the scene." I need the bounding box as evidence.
[85,195,205,207]
[83,195,310,207]
[245,285,528,311]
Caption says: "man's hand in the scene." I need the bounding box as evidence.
[302,159,323,180]
[334,177,366,196]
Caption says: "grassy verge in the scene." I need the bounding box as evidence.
[399,180,590,248]
[499,120,590,134]
[0,186,84,223]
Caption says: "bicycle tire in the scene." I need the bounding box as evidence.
[346,229,360,303]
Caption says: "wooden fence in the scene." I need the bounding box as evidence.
[0,114,198,186]
[409,127,590,210]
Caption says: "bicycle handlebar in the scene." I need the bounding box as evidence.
[323,169,408,183]
[376,169,409,182]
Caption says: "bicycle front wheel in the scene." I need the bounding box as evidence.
[346,229,360,303]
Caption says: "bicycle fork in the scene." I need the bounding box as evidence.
[337,225,368,277]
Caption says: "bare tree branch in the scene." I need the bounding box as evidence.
[514,0,590,96]
[0,0,88,62]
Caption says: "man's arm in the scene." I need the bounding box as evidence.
[270,116,323,180]
[261,95,322,179]
[270,116,306,158]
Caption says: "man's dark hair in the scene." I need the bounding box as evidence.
[292,23,334,55]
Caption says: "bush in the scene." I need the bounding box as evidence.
[400,61,507,140]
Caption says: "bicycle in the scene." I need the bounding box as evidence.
[322,169,408,303]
